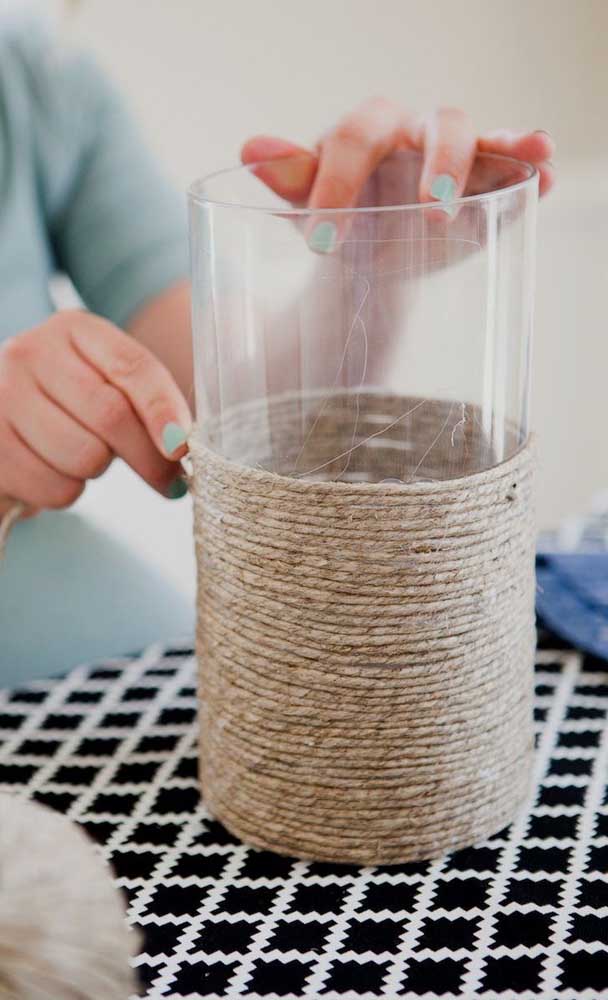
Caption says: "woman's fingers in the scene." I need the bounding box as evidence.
[305,98,409,249]
[242,100,417,223]
[477,129,555,196]
[0,311,191,509]
[418,107,477,207]
[68,314,192,460]
[241,106,556,251]
[535,162,555,197]
[241,136,318,203]
[0,420,84,510]
[478,128,555,162]
[9,372,112,480]
[29,341,183,496]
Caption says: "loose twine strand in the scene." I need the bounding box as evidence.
[191,391,536,864]
[0,502,24,560]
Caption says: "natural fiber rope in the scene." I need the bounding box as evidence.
[191,391,536,864]
[0,502,23,560]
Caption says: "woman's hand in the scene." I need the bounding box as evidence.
[242,100,555,247]
[0,310,191,516]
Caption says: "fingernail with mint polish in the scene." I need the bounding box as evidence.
[162,422,188,456]
[167,477,188,500]
[308,221,337,254]
[430,174,457,203]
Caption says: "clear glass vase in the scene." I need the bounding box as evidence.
[189,150,538,483]
[189,152,539,862]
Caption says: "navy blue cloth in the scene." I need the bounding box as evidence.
[536,552,608,661]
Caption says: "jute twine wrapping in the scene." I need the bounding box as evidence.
[191,392,536,865]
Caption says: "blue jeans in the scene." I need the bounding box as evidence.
[0,511,194,688]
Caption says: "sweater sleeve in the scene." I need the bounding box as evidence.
[23,29,188,328]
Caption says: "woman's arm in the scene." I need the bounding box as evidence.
[29,31,190,374]
[127,280,194,406]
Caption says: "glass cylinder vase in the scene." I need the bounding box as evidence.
[189,151,538,864]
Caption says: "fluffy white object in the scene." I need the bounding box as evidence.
[0,793,137,1000]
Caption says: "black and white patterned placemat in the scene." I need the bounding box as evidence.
[0,633,607,1000]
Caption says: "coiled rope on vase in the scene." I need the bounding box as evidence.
[191,391,536,865]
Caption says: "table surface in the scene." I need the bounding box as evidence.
[1,632,607,1000]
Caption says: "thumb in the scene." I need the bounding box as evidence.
[240,136,318,204]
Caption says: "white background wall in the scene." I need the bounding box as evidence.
[68,0,607,180]
[63,0,608,598]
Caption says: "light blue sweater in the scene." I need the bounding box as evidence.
[0,22,187,339]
